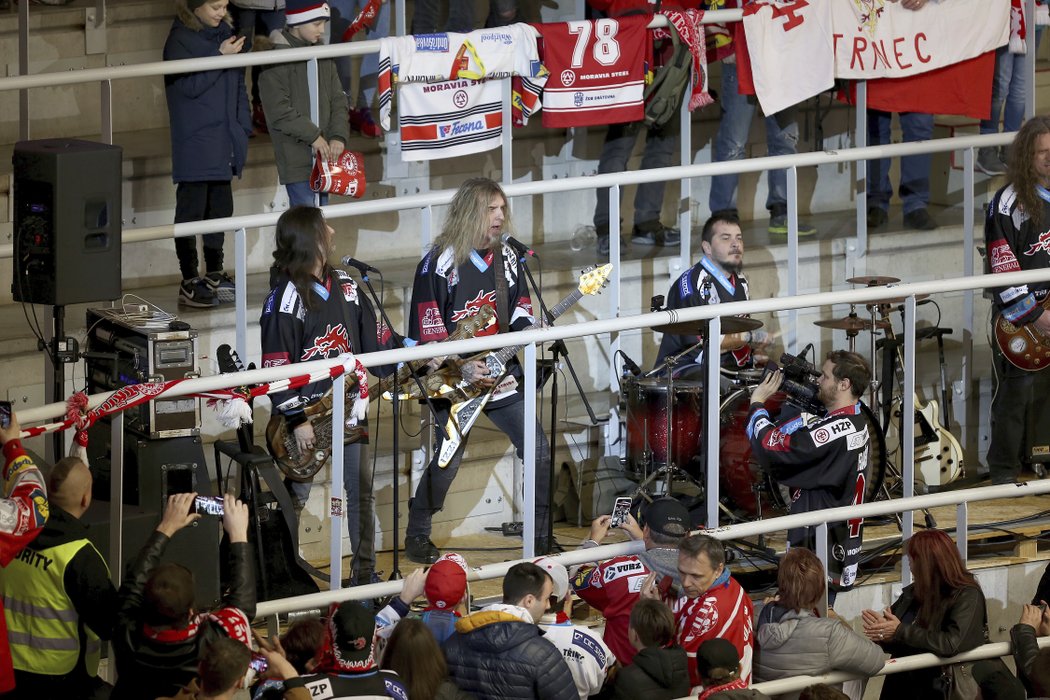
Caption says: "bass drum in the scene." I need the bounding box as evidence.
[718,390,888,520]
[625,378,704,475]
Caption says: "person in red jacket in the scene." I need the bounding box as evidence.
[0,410,49,693]
[642,533,753,693]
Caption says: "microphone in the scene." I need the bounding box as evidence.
[895,298,934,313]
[621,355,642,377]
[501,233,537,258]
[341,256,380,274]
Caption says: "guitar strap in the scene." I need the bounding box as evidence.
[492,244,512,335]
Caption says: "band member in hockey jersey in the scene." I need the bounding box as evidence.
[403,177,552,564]
[654,212,768,377]
[746,350,872,596]
[260,205,391,587]
[984,115,1050,484]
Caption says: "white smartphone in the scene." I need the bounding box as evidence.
[610,497,633,528]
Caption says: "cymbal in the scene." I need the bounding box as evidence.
[814,315,890,332]
[655,316,763,335]
[867,293,931,306]
[846,275,901,287]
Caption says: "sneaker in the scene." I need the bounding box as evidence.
[631,222,681,247]
[405,535,440,564]
[349,107,381,138]
[903,207,938,231]
[595,224,628,257]
[205,271,236,304]
[768,214,817,236]
[976,146,1006,176]
[867,207,888,229]
[178,277,218,308]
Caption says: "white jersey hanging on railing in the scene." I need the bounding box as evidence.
[377,24,548,161]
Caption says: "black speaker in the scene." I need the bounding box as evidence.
[12,138,122,306]
[83,502,222,610]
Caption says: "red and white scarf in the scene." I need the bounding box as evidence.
[655,9,714,111]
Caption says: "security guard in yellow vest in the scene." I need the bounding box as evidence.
[0,457,118,698]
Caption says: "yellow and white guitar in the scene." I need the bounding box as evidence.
[434,264,612,467]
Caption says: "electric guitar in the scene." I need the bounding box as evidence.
[993,297,1050,371]
[877,307,965,487]
[265,379,365,482]
[433,264,613,467]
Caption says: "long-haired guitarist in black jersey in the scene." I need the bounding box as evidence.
[260,205,392,586]
[403,177,552,564]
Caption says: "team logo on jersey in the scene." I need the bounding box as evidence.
[301,324,349,361]
[418,302,447,341]
[452,89,469,109]
[684,598,718,641]
[1024,230,1050,256]
[560,69,577,87]
[451,290,497,322]
[341,282,358,303]
[261,352,290,368]
[414,34,449,52]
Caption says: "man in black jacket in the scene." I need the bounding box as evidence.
[444,561,577,700]
[2,457,118,699]
[748,350,872,594]
[111,492,255,700]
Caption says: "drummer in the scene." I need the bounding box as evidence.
[654,212,769,380]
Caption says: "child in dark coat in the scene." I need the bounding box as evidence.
[163,0,251,308]
[613,599,690,700]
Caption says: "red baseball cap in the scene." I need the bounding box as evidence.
[424,553,469,611]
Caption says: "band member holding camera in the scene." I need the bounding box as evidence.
[746,350,872,593]
[984,115,1050,485]
[403,177,552,565]
[654,212,767,376]
[260,206,391,587]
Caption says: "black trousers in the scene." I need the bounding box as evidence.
[173,181,231,280]
[987,334,1050,483]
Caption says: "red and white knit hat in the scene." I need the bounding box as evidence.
[286,0,329,27]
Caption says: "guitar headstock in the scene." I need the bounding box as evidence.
[578,264,613,296]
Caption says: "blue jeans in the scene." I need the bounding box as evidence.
[709,60,799,216]
[406,396,551,539]
[329,0,390,108]
[981,46,1027,135]
[286,181,327,208]
[289,441,375,581]
[411,0,475,33]
[593,121,677,229]
[866,110,933,214]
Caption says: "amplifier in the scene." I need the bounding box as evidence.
[85,308,200,438]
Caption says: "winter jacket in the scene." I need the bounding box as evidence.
[612,645,690,700]
[1010,622,1041,696]
[435,679,476,700]
[443,606,578,700]
[258,29,349,184]
[878,584,988,700]
[754,608,885,700]
[110,530,257,700]
[4,505,119,696]
[163,16,252,183]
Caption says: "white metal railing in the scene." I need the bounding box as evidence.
[18,267,1050,585]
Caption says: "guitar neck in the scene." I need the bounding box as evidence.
[491,288,583,364]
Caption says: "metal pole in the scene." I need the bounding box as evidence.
[523,342,538,558]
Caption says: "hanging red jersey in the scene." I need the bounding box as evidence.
[537,15,651,128]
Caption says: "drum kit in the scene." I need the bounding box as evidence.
[615,273,961,526]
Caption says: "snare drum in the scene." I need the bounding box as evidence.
[624,377,704,475]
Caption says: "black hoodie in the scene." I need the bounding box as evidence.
[613,645,691,699]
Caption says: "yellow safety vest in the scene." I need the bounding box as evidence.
[1,538,106,676]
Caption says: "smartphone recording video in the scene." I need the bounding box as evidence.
[249,653,268,674]
[194,495,225,516]
[0,401,11,430]
[610,497,633,528]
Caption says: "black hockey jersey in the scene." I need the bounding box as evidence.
[985,183,1050,325]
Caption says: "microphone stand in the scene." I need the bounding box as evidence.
[355,266,449,582]
[514,252,598,552]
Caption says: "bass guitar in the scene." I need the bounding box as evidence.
[993,297,1050,371]
[432,264,612,467]
[877,306,964,487]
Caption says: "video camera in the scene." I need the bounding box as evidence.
[761,352,825,415]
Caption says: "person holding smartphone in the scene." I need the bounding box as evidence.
[0,407,48,694]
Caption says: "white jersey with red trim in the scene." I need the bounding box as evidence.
[537,15,650,128]
[672,574,753,692]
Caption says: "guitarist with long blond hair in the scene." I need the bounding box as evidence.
[260,205,393,586]
[985,115,1050,485]
[403,178,552,564]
